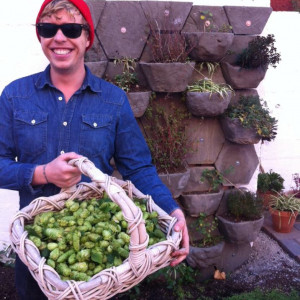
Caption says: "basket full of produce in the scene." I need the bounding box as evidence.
[9,157,181,299]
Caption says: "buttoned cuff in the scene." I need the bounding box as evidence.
[18,163,43,195]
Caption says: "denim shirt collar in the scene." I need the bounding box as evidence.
[35,64,102,93]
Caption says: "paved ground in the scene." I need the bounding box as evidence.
[262,211,300,263]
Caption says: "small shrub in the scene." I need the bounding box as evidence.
[200,168,224,193]
[257,170,285,193]
[227,190,264,221]
[235,34,281,69]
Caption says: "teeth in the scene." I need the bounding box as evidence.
[53,49,70,55]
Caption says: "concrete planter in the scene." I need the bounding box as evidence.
[186,241,225,269]
[220,62,267,89]
[85,61,108,78]
[220,117,261,145]
[184,32,234,62]
[217,215,264,244]
[159,168,190,199]
[127,91,151,118]
[140,62,195,92]
[186,91,231,117]
[180,190,224,217]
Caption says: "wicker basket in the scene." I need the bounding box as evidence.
[10,157,181,299]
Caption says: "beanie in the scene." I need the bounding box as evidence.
[36,0,94,50]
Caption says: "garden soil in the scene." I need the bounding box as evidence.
[1,231,300,299]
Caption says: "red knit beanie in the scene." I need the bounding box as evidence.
[36,0,94,50]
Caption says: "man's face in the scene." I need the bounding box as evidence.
[39,9,90,74]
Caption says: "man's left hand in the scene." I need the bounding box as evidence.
[169,208,189,267]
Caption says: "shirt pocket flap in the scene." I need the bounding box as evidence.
[14,111,48,125]
[82,114,112,129]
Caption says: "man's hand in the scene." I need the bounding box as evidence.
[32,152,82,188]
[169,208,189,267]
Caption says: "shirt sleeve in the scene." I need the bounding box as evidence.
[113,92,179,215]
[0,88,42,195]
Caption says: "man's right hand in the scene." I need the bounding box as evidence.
[32,152,82,188]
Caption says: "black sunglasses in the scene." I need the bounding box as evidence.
[36,23,89,39]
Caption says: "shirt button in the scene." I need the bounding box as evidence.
[31,120,36,125]
[58,96,63,101]
[60,150,65,155]
[93,122,97,128]
[63,121,68,126]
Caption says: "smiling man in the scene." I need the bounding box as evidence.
[0,0,189,298]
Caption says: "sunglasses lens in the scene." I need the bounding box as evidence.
[37,23,58,38]
[61,24,82,38]
[37,23,86,39]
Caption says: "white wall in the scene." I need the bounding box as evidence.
[0,0,299,248]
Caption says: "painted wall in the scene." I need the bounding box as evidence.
[0,0,299,248]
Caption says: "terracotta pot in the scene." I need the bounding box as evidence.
[139,62,195,92]
[220,117,261,144]
[217,215,264,244]
[220,62,267,89]
[183,32,234,62]
[127,91,151,118]
[159,168,190,199]
[186,91,231,117]
[257,191,277,209]
[270,209,299,233]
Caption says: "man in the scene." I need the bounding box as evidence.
[0,0,189,298]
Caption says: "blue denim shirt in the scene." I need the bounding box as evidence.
[0,65,179,214]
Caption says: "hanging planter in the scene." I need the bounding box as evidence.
[186,91,232,117]
[127,91,151,118]
[184,32,234,62]
[220,117,261,144]
[220,62,267,89]
[140,62,195,92]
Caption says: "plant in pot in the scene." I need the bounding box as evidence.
[183,9,234,62]
[269,192,300,233]
[290,173,300,199]
[186,62,234,117]
[142,99,191,198]
[220,95,278,144]
[217,189,264,244]
[140,16,195,92]
[187,212,225,270]
[257,170,285,209]
[109,58,151,118]
[221,34,281,89]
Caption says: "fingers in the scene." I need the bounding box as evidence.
[170,208,190,267]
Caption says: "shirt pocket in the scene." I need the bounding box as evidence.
[14,110,48,156]
[79,114,113,158]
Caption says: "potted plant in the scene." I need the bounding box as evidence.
[257,170,285,208]
[140,16,195,92]
[183,8,234,62]
[109,58,151,118]
[220,95,278,144]
[142,98,190,198]
[289,173,300,199]
[269,192,300,233]
[221,34,281,89]
[186,62,233,117]
[180,168,224,217]
[187,213,225,270]
[217,189,264,244]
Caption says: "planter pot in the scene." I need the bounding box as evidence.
[270,209,299,233]
[180,190,224,217]
[186,241,225,269]
[220,117,261,144]
[85,61,108,78]
[220,62,267,89]
[127,91,151,118]
[139,62,195,92]
[186,91,231,117]
[257,191,277,209]
[184,32,234,62]
[159,169,190,199]
[217,215,264,244]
